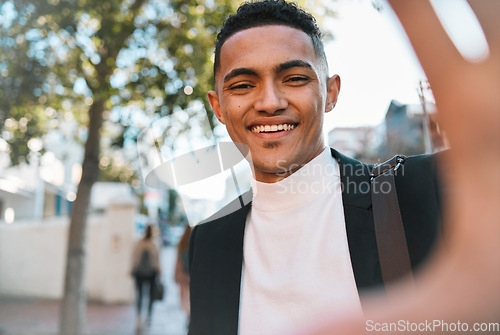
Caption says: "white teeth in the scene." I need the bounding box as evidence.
[251,123,296,133]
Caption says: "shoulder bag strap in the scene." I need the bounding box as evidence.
[371,155,414,291]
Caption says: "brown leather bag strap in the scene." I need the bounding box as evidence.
[371,155,414,288]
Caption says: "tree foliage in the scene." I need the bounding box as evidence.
[0,0,333,172]
[0,0,238,168]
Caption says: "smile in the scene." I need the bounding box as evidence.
[250,123,297,133]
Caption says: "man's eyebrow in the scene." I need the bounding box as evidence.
[276,59,313,73]
[223,68,258,83]
[222,60,313,83]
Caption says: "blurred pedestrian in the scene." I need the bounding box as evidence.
[175,224,191,319]
[131,224,161,327]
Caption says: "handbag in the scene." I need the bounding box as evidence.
[370,155,414,293]
[152,279,165,301]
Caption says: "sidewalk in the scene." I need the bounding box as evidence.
[0,246,188,335]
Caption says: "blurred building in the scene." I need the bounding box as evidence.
[0,126,83,222]
[0,131,140,303]
[328,100,447,164]
[328,125,382,163]
[382,100,446,159]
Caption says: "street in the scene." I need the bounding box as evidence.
[0,246,188,335]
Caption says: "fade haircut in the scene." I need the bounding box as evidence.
[213,0,328,78]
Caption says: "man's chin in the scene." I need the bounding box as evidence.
[251,161,297,183]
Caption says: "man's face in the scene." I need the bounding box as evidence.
[208,25,340,183]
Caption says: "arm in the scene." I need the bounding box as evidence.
[303,1,500,333]
[130,240,139,275]
[175,254,190,284]
[151,241,162,275]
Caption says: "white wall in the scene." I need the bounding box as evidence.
[0,217,67,298]
[0,188,36,220]
[0,199,136,303]
[86,199,136,303]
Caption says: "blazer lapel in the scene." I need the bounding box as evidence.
[331,149,382,290]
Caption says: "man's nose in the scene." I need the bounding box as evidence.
[253,81,288,114]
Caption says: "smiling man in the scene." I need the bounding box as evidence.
[188,1,442,335]
[208,23,339,183]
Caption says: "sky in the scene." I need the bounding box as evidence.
[322,0,427,130]
[321,0,489,132]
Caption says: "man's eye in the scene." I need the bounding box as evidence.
[230,83,253,90]
[286,76,308,83]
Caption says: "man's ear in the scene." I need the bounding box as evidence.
[325,75,341,113]
[208,91,225,124]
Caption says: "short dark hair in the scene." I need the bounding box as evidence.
[214,0,328,77]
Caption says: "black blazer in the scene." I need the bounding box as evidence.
[189,149,442,335]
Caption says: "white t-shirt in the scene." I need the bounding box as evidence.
[239,148,362,334]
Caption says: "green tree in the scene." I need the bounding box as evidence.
[1,0,237,334]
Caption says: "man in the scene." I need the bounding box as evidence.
[189,1,441,334]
